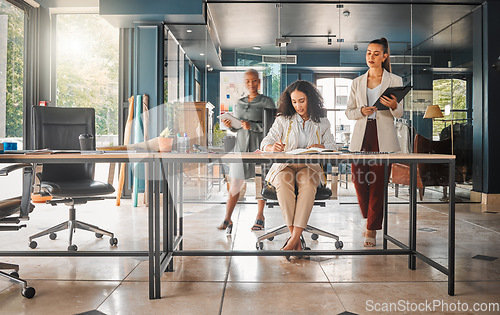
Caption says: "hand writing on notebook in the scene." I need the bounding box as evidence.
[266,138,285,152]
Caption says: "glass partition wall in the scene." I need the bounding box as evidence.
[161,1,479,202]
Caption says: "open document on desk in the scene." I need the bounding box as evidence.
[286,148,338,154]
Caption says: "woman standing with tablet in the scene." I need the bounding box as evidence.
[218,69,275,233]
[345,37,404,247]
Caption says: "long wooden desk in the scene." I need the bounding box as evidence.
[0,152,456,299]
[160,152,456,298]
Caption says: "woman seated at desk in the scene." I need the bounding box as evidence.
[260,80,336,256]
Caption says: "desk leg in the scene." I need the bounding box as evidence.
[383,162,389,250]
[179,162,184,250]
[154,159,161,298]
[162,163,168,256]
[448,159,456,296]
[166,163,175,272]
[149,160,161,299]
[409,162,417,270]
[148,161,154,299]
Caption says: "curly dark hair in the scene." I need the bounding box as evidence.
[277,80,326,123]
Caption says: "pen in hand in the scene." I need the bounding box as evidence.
[279,138,285,152]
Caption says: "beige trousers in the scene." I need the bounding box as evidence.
[270,164,321,229]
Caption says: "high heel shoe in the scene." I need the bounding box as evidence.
[363,230,376,247]
[251,219,265,231]
[280,236,291,250]
[218,220,233,234]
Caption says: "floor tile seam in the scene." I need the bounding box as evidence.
[329,280,446,284]
[0,283,15,293]
[319,255,335,283]
[95,259,142,310]
[160,280,227,283]
[326,279,348,313]
[22,278,123,283]
[219,206,240,315]
[224,280,332,284]
[419,204,500,235]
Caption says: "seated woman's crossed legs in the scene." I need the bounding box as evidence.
[271,164,320,252]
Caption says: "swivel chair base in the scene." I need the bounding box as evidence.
[28,198,118,251]
[0,263,36,298]
[256,224,343,250]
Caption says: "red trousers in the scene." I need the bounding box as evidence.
[351,120,390,231]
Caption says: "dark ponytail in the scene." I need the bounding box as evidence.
[369,37,391,73]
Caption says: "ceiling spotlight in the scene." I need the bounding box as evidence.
[206,64,211,68]
[275,37,291,47]
[354,43,358,51]
[252,45,261,50]
[343,10,350,17]
[186,29,192,33]
[200,53,205,56]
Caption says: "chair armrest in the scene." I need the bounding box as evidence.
[0,163,32,176]
[0,164,34,218]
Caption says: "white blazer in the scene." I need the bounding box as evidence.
[345,69,404,152]
[260,114,336,183]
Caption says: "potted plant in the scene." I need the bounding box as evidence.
[158,127,174,152]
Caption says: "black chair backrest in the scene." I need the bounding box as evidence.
[263,108,277,136]
[32,106,96,182]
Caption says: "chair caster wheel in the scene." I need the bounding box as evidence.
[68,245,78,251]
[109,237,118,246]
[95,233,103,238]
[9,271,19,278]
[335,240,343,249]
[22,287,36,299]
[29,241,37,249]
[267,236,274,241]
[256,242,263,250]
[49,233,57,240]
[304,247,311,251]
[311,233,319,240]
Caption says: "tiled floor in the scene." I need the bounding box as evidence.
[1,181,500,314]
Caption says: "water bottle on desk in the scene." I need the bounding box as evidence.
[177,133,189,153]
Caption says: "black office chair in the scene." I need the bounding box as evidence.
[28,106,117,251]
[256,108,343,250]
[0,163,36,298]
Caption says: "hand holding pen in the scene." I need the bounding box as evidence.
[361,105,377,116]
[266,138,285,152]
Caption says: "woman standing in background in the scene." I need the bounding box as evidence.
[345,38,404,247]
[218,69,275,233]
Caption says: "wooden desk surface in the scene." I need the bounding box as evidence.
[0,151,455,164]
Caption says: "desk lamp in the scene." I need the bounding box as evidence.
[424,105,454,155]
